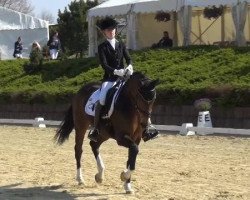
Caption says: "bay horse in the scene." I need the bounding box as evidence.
[54,71,158,194]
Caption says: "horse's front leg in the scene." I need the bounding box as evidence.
[120,142,139,194]
[90,140,106,183]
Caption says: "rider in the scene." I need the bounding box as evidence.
[88,17,133,142]
[88,17,159,142]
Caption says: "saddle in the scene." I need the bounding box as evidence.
[85,81,124,118]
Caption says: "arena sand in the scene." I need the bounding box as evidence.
[0,126,249,200]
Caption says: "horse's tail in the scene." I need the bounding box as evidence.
[54,105,74,145]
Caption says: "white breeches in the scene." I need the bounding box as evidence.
[15,53,22,58]
[99,81,117,105]
[50,49,59,59]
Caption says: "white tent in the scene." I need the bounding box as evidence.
[87,0,250,56]
[0,6,49,60]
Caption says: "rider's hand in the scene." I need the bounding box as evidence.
[114,69,125,77]
[125,64,133,76]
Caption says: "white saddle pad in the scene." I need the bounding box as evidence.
[85,83,124,118]
[85,89,100,116]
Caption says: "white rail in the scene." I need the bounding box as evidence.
[0,118,249,136]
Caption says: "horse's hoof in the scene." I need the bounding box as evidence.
[77,180,85,185]
[126,190,134,194]
[95,173,103,183]
[76,177,85,185]
[120,170,130,182]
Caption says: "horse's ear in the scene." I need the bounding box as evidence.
[151,79,160,86]
[145,79,160,90]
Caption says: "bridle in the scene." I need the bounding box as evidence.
[121,73,156,127]
[134,89,156,118]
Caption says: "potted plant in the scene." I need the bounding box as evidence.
[154,11,171,22]
[194,98,212,111]
[203,5,224,20]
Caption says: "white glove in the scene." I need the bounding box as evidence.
[113,69,125,77]
[125,64,133,76]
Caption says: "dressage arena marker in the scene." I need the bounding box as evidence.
[0,118,249,136]
[197,111,213,135]
[33,117,46,128]
[179,123,196,136]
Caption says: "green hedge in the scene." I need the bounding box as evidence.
[0,46,249,107]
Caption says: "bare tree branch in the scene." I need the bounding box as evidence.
[0,0,34,14]
[40,10,55,24]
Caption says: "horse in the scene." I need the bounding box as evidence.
[54,71,158,194]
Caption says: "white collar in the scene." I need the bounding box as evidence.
[107,38,116,49]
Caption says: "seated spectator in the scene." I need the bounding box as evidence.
[13,36,23,58]
[152,31,173,48]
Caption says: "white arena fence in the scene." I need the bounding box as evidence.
[0,118,249,137]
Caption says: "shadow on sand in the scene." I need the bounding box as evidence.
[0,183,75,200]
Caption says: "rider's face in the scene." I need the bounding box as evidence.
[103,28,116,39]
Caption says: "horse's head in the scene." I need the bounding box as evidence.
[125,71,158,101]
[124,72,159,126]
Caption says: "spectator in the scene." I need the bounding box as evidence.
[31,41,41,52]
[47,31,61,59]
[152,31,173,48]
[29,41,43,66]
[13,36,23,58]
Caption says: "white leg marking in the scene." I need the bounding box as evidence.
[96,154,105,173]
[95,155,105,183]
[76,168,84,185]
[124,182,134,194]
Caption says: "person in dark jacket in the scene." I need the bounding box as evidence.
[47,31,61,59]
[88,17,133,142]
[13,37,23,58]
[152,31,173,48]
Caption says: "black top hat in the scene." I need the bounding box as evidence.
[97,17,118,30]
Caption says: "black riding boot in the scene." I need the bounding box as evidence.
[142,129,159,142]
[88,101,102,142]
[142,122,159,142]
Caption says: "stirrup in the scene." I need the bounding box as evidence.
[142,130,159,142]
[88,129,99,142]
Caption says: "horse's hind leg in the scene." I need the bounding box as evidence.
[90,139,107,183]
[74,115,91,185]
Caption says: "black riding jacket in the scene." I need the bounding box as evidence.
[98,40,131,81]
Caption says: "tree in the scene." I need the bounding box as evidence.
[57,0,98,57]
[40,10,55,24]
[0,0,34,14]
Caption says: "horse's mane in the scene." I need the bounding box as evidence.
[131,71,150,81]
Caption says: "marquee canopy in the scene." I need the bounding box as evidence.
[0,6,48,30]
[87,0,250,56]
[88,0,245,18]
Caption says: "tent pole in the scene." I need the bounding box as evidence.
[173,11,178,46]
[221,7,225,42]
